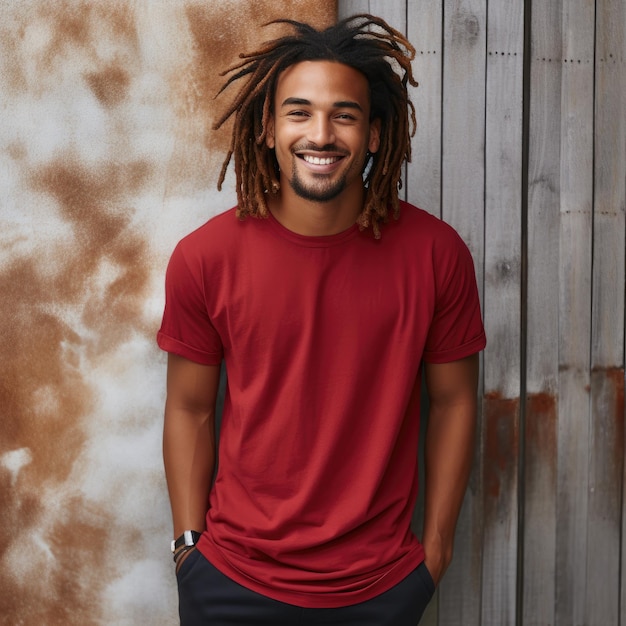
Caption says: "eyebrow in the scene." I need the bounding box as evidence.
[281,97,364,112]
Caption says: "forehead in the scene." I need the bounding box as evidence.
[274,60,370,109]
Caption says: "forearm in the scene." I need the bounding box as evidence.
[422,397,477,583]
[163,402,215,536]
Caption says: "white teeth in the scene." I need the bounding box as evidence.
[302,155,339,165]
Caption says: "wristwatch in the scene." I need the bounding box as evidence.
[171,530,202,553]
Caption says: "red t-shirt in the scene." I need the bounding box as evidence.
[157,201,486,607]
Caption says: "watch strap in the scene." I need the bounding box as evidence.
[171,530,202,553]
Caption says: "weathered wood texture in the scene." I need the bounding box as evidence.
[525,0,562,623]
[482,1,524,624]
[337,1,626,624]
[589,0,626,624]
[441,3,488,625]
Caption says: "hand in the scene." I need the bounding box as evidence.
[423,554,445,587]
[422,541,451,587]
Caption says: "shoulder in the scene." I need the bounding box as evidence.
[390,202,478,287]
[168,207,277,283]
[173,206,265,263]
[164,208,241,281]
[391,201,469,250]
[178,207,239,251]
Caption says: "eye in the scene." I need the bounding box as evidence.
[335,112,357,122]
[286,110,310,118]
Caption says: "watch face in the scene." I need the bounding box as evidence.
[172,530,201,552]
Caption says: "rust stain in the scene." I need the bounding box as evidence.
[45,2,92,50]
[603,367,625,427]
[0,3,150,620]
[0,1,139,97]
[6,141,27,161]
[33,159,150,227]
[0,496,117,624]
[2,30,152,615]
[524,392,558,503]
[45,500,116,623]
[42,1,138,57]
[1,150,152,622]
[526,392,558,452]
[483,392,519,502]
[30,156,153,341]
[86,64,131,106]
[182,3,237,157]
[0,255,99,619]
[0,1,338,622]
[0,257,91,478]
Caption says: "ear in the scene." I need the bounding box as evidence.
[368,118,381,154]
[266,115,275,149]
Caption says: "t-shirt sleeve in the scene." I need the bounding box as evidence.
[422,228,486,363]
[156,241,224,365]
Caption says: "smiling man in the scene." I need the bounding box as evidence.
[267,61,379,217]
[157,15,486,626]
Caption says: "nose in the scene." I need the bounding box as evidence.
[307,115,335,148]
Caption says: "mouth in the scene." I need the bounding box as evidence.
[300,154,342,166]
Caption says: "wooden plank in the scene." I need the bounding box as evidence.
[439,2,486,625]
[338,0,405,24]
[440,0,486,274]
[555,0,595,624]
[587,370,624,624]
[336,0,369,19]
[363,0,405,30]
[481,1,525,625]
[407,0,443,217]
[405,7,444,624]
[523,0,563,623]
[523,394,558,625]
[587,0,626,623]
[366,0,407,203]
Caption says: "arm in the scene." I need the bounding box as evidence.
[421,353,480,586]
[162,353,221,564]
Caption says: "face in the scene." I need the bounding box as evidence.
[266,61,380,204]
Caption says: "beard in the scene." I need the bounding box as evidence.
[288,165,348,203]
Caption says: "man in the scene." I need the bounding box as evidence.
[158,14,486,626]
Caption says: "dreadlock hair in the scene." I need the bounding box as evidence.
[213,14,417,238]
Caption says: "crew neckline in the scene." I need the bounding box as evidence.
[266,209,362,248]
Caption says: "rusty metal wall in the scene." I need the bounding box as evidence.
[0,2,336,623]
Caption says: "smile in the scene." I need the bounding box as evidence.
[301,155,342,165]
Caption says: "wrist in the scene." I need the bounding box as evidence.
[171,529,202,554]
[173,545,197,573]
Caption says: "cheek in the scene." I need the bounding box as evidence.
[273,141,294,173]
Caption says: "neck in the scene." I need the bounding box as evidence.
[268,181,365,237]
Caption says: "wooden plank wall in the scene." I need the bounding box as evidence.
[338,1,626,625]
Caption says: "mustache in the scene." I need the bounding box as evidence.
[292,142,348,154]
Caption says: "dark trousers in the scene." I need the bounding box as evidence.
[177,549,435,626]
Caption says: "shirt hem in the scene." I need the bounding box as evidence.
[197,535,425,609]
[156,332,223,365]
[423,332,487,364]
